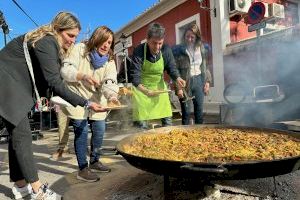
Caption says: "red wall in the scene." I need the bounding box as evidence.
[125,0,213,85]
[231,0,283,43]
[129,0,212,51]
[225,0,300,89]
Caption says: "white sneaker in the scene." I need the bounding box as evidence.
[12,183,32,199]
[31,184,62,200]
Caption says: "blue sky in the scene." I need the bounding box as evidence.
[0,0,158,48]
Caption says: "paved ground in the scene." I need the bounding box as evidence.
[0,122,140,200]
[1,118,300,200]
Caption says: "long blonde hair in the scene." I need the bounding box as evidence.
[25,11,81,58]
[84,26,114,61]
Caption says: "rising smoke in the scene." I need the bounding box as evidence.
[222,25,300,128]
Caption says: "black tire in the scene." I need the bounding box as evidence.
[223,82,249,104]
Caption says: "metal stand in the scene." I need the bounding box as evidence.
[122,50,128,87]
[164,175,170,192]
[0,10,9,46]
[120,49,133,87]
[256,29,262,84]
[3,33,7,45]
[39,111,43,131]
[272,176,279,199]
[119,33,133,87]
[0,127,8,143]
[163,175,173,200]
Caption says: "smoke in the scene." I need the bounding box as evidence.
[222,26,300,128]
[106,92,134,130]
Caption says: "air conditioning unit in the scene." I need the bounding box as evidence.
[264,23,286,30]
[269,3,285,19]
[229,0,252,16]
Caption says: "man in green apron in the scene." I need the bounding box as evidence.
[130,22,186,129]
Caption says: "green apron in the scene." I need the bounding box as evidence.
[132,44,172,121]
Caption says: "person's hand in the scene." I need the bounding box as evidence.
[108,97,121,106]
[176,77,186,88]
[82,74,99,86]
[204,82,210,95]
[143,89,161,97]
[146,90,159,97]
[177,89,184,99]
[88,102,107,112]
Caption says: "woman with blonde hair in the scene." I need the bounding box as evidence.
[0,12,105,199]
[61,25,120,182]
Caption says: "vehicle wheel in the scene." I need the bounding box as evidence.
[223,82,248,104]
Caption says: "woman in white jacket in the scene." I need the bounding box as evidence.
[61,26,119,182]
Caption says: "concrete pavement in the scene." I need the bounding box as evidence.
[0,123,141,200]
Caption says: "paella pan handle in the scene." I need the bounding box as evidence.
[180,164,228,173]
[95,147,119,156]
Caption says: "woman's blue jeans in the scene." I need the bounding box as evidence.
[72,119,105,170]
[180,75,204,125]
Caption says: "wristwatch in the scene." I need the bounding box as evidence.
[84,100,92,109]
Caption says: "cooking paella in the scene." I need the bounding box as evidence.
[122,127,300,163]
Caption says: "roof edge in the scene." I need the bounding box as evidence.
[115,0,188,41]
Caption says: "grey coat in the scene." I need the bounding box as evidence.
[172,43,212,88]
[0,35,86,126]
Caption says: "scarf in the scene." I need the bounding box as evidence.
[89,50,109,70]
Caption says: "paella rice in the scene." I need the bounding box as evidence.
[122,128,300,163]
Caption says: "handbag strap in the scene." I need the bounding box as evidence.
[23,36,42,111]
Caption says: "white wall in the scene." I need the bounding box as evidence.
[206,0,230,103]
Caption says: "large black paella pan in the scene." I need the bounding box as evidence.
[116,125,300,180]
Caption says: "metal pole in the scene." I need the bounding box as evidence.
[256,29,262,85]
[49,109,51,129]
[3,33,7,45]
[123,46,128,87]
[40,111,43,131]
[123,55,128,86]
[0,11,9,46]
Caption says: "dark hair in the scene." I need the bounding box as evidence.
[85,26,114,60]
[147,22,165,39]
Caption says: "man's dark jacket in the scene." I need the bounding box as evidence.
[130,43,180,87]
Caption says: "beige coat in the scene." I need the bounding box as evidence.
[61,43,118,120]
